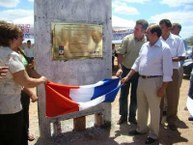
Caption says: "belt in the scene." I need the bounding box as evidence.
[140,75,162,79]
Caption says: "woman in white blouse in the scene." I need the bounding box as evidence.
[0,21,47,145]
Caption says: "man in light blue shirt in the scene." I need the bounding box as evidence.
[122,24,173,144]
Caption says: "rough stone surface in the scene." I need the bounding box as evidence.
[34,0,112,139]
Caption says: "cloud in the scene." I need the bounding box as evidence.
[112,1,139,16]
[113,0,150,4]
[0,9,34,24]
[160,0,193,7]
[150,11,193,38]
[112,0,151,16]
[28,0,34,2]
[113,6,139,15]
[149,11,193,24]
[112,15,135,27]
[0,0,20,8]
[13,15,34,24]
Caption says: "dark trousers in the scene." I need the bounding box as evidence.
[0,111,25,145]
[21,90,30,145]
[119,65,139,119]
[112,56,115,69]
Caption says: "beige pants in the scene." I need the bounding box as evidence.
[136,77,162,139]
[166,69,181,125]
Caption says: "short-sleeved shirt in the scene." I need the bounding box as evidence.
[116,34,147,69]
[160,33,186,69]
[0,47,25,114]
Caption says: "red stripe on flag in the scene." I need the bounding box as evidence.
[45,82,79,117]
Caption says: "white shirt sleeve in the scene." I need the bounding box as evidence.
[177,37,186,57]
[162,46,173,82]
[7,51,25,73]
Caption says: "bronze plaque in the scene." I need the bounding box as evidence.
[51,22,103,60]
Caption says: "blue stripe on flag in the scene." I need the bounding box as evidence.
[91,78,120,102]
[103,83,122,102]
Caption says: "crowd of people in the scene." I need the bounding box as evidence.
[0,18,192,145]
[114,18,192,144]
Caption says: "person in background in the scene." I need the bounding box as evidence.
[159,19,186,131]
[116,19,149,125]
[171,23,188,51]
[122,24,173,144]
[171,23,181,36]
[0,66,8,79]
[24,40,34,59]
[171,22,188,111]
[17,47,41,142]
[171,23,186,85]
[0,21,47,145]
[112,43,117,70]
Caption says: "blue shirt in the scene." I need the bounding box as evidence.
[132,39,173,82]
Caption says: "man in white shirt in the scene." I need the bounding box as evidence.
[171,23,186,87]
[122,24,173,144]
[159,19,186,131]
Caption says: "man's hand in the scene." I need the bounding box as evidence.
[157,86,165,97]
[157,82,168,97]
[121,76,129,85]
[26,60,35,69]
[116,69,123,77]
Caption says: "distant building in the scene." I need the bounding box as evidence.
[16,24,34,43]
[112,27,133,44]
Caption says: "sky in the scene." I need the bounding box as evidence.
[0,0,193,38]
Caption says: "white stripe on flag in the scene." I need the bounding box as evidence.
[70,87,95,102]
[70,81,104,102]
[78,95,105,111]
[80,81,104,88]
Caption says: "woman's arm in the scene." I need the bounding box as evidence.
[22,87,38,102]
[0,66,8,78]
[13,70,47,88]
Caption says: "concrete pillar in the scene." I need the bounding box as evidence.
[34,0,112,141]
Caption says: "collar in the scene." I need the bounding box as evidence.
[161,32,173,41]
[134,34,146,42]
[148,38,162,47]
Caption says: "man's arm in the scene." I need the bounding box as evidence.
[172,56,185,62]
[121,69,136,84]
[116,54,124,77]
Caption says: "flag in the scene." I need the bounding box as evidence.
[45,78,121,117]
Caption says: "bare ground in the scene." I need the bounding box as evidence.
[29,74,193,145]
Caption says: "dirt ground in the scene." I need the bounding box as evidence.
[29,70,193,145]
